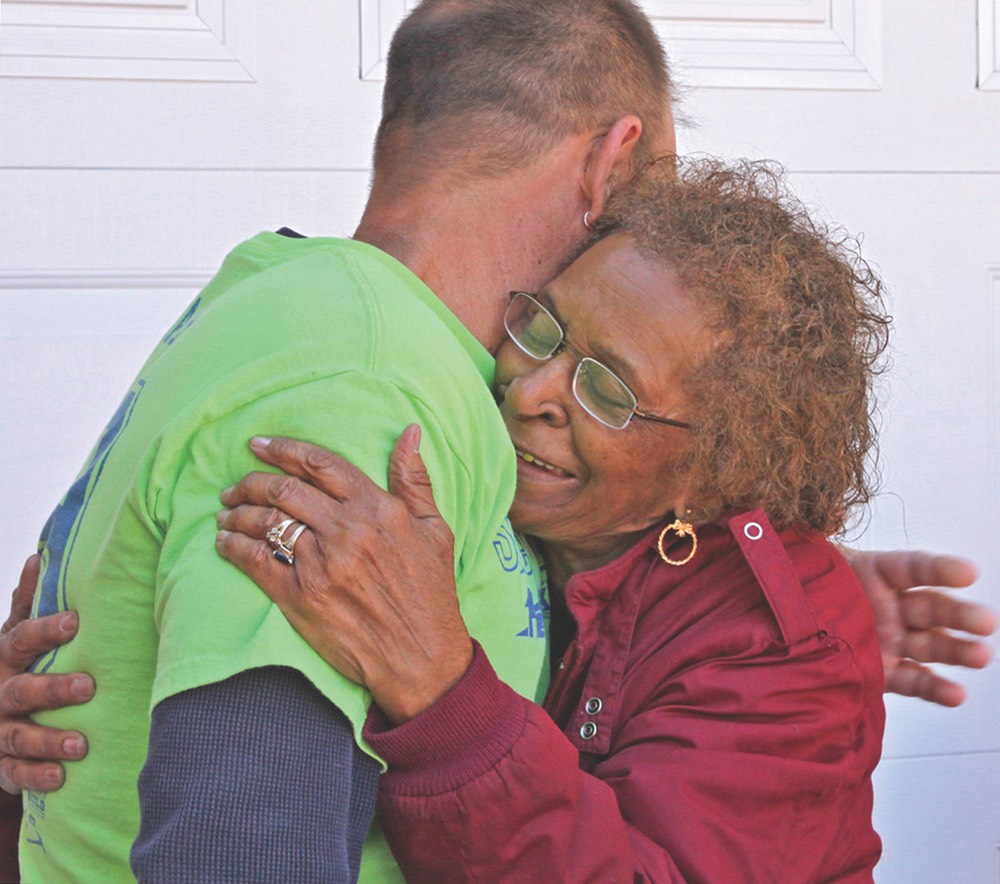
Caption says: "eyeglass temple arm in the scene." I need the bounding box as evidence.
[634,411,693,430]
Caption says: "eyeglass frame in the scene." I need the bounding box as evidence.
[503,291,693,431]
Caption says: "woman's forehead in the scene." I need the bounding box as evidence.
[548,236,689,335]
[546,234,707,392]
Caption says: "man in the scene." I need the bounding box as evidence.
[5,1,679,881]
[0,0,996,881]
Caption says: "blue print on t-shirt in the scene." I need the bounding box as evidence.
[493,519,549,639]
[32,380,145,672]
[518,585,549,640]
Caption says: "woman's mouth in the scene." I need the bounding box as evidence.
[516,449,572,478]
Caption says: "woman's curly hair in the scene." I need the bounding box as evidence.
[595,157,891,535]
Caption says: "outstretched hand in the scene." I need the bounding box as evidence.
[217,427,473,725]
[0,556,94,793]
[846,549,996,707]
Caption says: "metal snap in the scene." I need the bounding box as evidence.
[579,721,598,740]
[585,698,603,715]
[743,522,763,541]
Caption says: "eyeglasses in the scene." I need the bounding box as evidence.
[503,291,693,431]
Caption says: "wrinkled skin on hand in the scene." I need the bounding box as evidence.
[217,427,473,725]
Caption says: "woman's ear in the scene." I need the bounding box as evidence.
[581,115,642,222]
[672,503,693,523]
[667,483,698,524]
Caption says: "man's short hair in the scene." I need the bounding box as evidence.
[375,0,674,181]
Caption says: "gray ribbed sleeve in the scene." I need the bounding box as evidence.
[131,666,379,883]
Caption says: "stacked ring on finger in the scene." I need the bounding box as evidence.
[265,518,308,565]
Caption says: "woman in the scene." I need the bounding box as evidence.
[216,158,891,881]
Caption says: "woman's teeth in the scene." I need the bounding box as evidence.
[517,450,569,477]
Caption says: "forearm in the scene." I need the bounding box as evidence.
[364,644,662,882]
[132,666,379,883]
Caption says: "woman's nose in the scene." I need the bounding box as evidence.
[499,357,573,428]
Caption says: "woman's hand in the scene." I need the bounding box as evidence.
[0,555,93,793]
[846,549,996,707]
[216,426,474,725]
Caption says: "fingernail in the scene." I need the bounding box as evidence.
[412,425,422,453]
[70,676,93,699]
[59,612,78,633]
[217,529,231,543]
[62,735,85,758]
[220,485,235,500]
[43,767,63,786]
[216,508,230,527]
[250,436,272,450]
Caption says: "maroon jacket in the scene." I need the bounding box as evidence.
[365,510,885,882]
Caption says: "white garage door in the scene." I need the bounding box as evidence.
[1,2,997,879]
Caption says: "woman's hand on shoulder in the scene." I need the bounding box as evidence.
[845,548,996,707]
[217,426,473,725]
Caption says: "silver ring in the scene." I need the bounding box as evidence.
[266,518,308,565]
[266,518,295,545]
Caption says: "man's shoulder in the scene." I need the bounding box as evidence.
[211,235,452,344]
[175,235,440,371]
[217,234,400,296]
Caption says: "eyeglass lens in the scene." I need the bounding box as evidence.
[504,292,639,429]
[504,293,561,358]
[574,359,637,429]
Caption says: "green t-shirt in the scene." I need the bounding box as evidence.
[22,234,550,882]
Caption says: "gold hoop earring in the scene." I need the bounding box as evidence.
[657,516,697,566]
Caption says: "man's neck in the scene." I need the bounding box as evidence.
[354,150,589,354]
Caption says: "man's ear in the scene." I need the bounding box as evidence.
[581,115,642,221]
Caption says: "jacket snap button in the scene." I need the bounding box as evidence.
[585,698,602,715]
[580,721,598,740]
[744,521,763,541]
